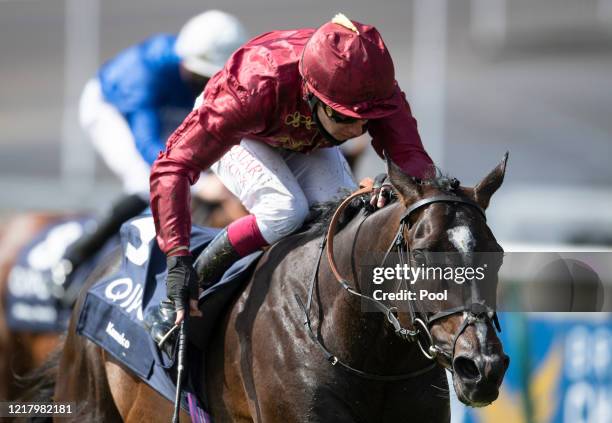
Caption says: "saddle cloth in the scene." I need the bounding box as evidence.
[76,214,262,419]
[5,216,118,332]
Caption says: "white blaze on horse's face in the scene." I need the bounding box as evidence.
[446,226,476,253]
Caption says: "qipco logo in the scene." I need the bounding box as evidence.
[102,217,157,321]
[104,278,144,321]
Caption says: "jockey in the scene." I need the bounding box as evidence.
[52,10,248,285]
[152,14,435,324]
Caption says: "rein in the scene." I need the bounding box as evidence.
[296,184,501,381]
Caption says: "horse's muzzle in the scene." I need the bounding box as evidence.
[452,352,510,406]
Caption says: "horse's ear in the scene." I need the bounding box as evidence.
[386,156,420,202]
[472,152,508,209]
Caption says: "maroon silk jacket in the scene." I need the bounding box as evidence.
[150,28,434,254]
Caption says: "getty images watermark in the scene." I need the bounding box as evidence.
[358,252,610,312]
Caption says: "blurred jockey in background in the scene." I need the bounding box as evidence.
[52,10,248,285]
[152,13,435,324]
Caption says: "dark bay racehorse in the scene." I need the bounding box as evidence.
[52,155,509,422]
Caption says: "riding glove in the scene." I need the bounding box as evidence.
[165,255,199,312]
[370,173,393,208]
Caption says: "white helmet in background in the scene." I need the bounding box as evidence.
[175,10,248,78]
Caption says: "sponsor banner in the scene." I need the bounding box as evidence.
[460,313,611,423]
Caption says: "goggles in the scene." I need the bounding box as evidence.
[322,103,361,124]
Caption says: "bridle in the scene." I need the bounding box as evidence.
[387,194,501,363]
[296,185,502,381]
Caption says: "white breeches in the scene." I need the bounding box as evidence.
[210,140,357,244]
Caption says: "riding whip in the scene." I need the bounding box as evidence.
[172,321,187,423]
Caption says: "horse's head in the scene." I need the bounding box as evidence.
[387,154,510,407]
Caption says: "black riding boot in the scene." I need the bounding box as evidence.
[52,194,149,287]
[194,228,242,288]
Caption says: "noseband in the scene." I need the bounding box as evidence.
[295,186,501,381]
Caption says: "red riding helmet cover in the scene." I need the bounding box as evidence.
[300,14,403,119]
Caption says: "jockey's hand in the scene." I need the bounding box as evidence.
[165,255,202,325]
[369,173,393,209]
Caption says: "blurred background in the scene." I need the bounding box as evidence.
[1,0,611,422]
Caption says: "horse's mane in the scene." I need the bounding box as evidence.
[299,171,460,239]
[299,194,373,238]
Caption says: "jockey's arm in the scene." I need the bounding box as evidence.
[127,107,165,166]
[149,69,272,256]
[369,89,434,179]
[149,108,236,256]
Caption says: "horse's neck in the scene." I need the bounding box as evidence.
[332,202,404,291]
[317,202,426,375]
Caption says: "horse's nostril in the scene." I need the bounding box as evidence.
[454,356,481,382]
